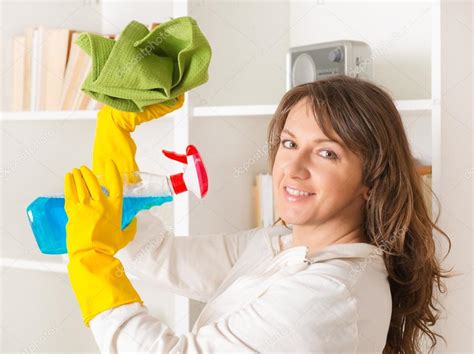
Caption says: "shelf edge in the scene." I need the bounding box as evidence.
[0,257,67,273]
[0,110,99,121]
[192,100,433,118]
[0,256,141,279]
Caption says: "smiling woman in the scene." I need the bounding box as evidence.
[76,76,454,354]
[267,74,454,354]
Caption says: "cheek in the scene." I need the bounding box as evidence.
[317,169,362,202]
[271,151,284,178]
[314,169,350,197]
[271,161,283,192]
[272,155,287,204]
[272,146,293,170]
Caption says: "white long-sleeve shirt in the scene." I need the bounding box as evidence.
[89,211,392,353]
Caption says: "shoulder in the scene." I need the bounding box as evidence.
[302,245,392,352]
[303,243,392,316]
[232,224,290,257]
[242,224,292,251]
[255,266,359,352]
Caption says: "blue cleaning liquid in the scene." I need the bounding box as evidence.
[26,194,173,255]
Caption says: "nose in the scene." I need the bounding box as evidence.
[285,151,311,180]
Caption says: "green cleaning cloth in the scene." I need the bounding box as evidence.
[74,16,212,112]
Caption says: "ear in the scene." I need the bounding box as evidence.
[362,186,371,201]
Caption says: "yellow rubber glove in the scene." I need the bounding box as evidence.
[65,159,142,327]
[92,94,185,184]
[75,95,184,326]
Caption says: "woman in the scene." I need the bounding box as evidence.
[64,75,453,353]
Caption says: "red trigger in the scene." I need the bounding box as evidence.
[162,149,188,164]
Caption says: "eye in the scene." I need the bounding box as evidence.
[281,139,296,149]
[281,139,339,160]
[318,149,338,160]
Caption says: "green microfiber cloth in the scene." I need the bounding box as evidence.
[74,16,212,112]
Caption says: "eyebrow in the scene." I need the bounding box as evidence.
[281,128,344,148]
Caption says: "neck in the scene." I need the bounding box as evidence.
[291,222,368,257]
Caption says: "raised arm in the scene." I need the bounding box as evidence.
[92,98,257,303]
[117,210,259,302]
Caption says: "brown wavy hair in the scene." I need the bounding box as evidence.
[267,75,454,353]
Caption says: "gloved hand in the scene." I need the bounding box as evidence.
[75,96,184,326]
[65,159,142,327]
[92,94,185,184]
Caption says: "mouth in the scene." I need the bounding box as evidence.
[283,186,316,202]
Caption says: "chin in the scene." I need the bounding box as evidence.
[277,211,310,226]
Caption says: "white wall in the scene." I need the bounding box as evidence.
[289,1,432,100]
[434,1,473,352]
[289,0,434,164]
[189,0,290,107]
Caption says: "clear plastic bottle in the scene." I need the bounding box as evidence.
[26,145,208,255]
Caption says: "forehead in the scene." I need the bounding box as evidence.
[282,97,350,153]
[284,97,329,136]
[286,97,313,121]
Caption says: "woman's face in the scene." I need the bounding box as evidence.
[272,97,369,227]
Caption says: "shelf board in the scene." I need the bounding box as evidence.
[394,99,433,113]
[193,99,433,118]
[0,99,433,121]
[0,109,181,122]
[193,105,277,117]
[0,257,67,273]
[0,110,99,121]
[0,256,141,279]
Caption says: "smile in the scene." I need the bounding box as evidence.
[284,186,315,202]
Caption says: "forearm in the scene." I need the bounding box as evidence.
[92,107,139,179]
[117,210,256,303]
[92,95,184,179]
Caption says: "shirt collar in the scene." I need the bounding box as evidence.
[265,224,385,264]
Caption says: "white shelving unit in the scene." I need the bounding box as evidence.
[0,2,439,276]
[2,1,450,352]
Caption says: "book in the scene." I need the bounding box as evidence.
[30,27,42,111]
[38,27,71,110]
[28,26,71,110]
[420,173,432,217]
[12,35,26,111]
[61,31,88,110]
[62,33,116,110]
[23,27,35,111]
[253,173,276,227]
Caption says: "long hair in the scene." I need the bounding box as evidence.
[267,75,454,353]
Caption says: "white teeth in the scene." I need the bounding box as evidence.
[285,186,312,197]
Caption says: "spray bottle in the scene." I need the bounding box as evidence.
[26,145,208,255]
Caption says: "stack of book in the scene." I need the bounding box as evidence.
[418,165,433,217]
[11,22,160,112]
[253,173,277,228]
